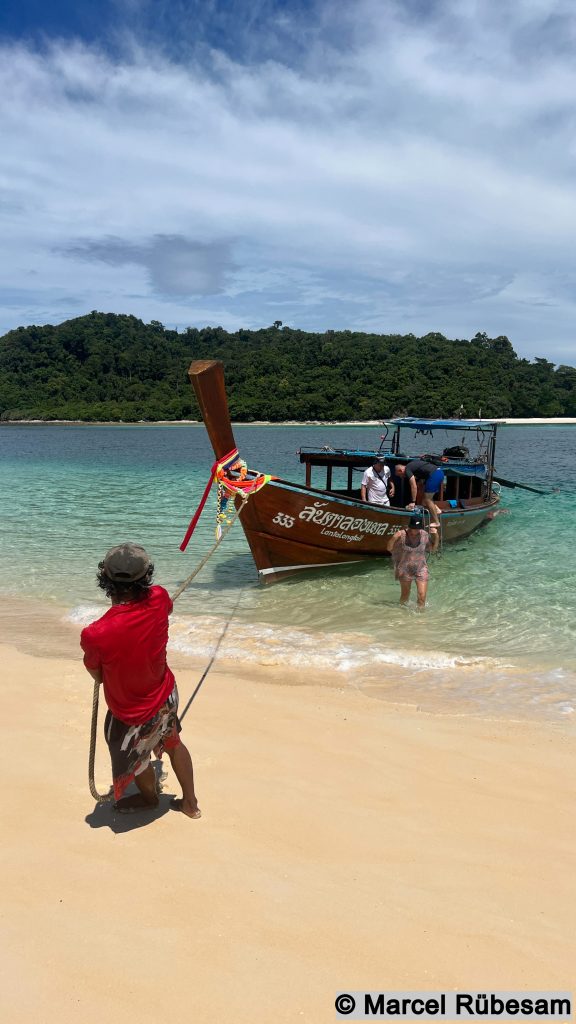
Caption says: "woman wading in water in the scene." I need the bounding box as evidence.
[389,514,439,609]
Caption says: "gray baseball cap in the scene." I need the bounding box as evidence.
[101,543,151,582]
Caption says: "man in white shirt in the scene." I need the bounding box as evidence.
[361,456,394,506]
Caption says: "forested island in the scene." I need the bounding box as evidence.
[1,311,575,421]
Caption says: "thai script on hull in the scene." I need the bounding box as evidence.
[299,501,392,536]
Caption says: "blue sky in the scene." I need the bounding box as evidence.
[2,0,576,361]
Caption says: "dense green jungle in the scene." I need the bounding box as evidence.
[1,311,575,421]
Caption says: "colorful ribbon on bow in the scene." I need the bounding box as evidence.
[180,447,272,552]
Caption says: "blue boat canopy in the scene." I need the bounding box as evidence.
[387,417,498,430]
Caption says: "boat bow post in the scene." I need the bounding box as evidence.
[188,359,237,459]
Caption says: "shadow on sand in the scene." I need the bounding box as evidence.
[85,792,175,834]
[85,760,177,834]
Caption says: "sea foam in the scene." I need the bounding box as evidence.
[63,607,576,723]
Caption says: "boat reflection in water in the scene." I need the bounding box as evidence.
[188,359,501,584]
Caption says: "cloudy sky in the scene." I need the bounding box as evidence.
[2,0,576,361]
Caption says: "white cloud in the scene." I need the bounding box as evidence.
[1,0,576,359]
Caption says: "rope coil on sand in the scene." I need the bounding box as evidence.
[88,493,249,803]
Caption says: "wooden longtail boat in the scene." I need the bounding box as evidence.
[188,360,501,584]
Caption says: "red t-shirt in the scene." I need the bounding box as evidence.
[80,585,175,724]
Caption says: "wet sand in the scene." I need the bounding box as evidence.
[1,639,574,1023]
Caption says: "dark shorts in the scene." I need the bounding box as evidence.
[104,685,182,801]
[424,468,445,495]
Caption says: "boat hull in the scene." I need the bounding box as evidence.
[239,478,499,583]
[187,359,500,585]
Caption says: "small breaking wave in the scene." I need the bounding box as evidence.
[168,613,492,673]
[66,604,107,626]
[64,605,576,722]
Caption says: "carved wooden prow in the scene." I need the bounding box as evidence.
[188,360,237,459]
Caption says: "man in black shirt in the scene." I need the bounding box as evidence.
[395,460,445,527]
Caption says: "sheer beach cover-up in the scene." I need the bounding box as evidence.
[392,529,430,581]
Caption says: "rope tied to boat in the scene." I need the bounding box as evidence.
[88,456,263,803]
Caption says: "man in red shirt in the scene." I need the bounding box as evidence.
[81,543,200,818]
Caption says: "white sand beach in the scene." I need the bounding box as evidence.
[3,416,576,427]
[494,418,576,425]
[2,641,574,1023]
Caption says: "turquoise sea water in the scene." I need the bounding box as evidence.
[1,422,575,722]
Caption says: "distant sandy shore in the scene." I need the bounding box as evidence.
[2,639,574,1023]
[494,417,576,425]
[3,417,576,427]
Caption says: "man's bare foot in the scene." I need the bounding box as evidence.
[114,793,159,814]
[170,797,201,819]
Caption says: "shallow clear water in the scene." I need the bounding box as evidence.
[1,422,575,721]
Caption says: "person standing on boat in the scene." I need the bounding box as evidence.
[361,456,395,506]
[395,460,444,526]
[80,543,201,819]
[390,514,439,609]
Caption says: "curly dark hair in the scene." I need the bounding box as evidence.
[96,563,155,602]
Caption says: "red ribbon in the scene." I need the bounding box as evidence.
[179,448,271,553]
[179,447,240,552]
[179,460,218,552]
